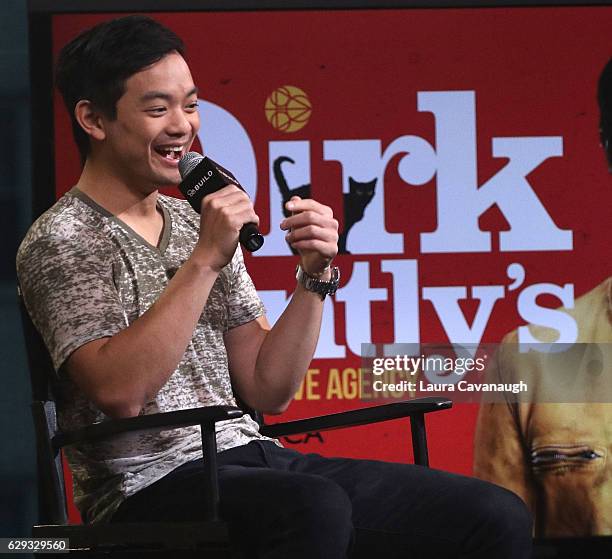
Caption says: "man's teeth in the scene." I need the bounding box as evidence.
[157,146,182,159]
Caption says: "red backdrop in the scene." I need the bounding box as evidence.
[51,7,612,513]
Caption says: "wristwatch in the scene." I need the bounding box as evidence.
[295,264,340,300]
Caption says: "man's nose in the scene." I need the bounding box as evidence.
[167,108,193,136]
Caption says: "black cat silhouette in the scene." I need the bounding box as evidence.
[337,176,376,254]
[273,156,376,254]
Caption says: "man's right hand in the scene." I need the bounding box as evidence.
[192,185,260,271]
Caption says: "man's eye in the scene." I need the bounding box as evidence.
[146,107,167,115]
[186,102,199,111]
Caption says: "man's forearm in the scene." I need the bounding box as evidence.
[252,284,326,413]
[225,195,338,415]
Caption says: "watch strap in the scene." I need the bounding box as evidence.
[295,265,340,300]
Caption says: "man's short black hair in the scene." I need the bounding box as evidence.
[55,15,186,163]
[597,57,612,168]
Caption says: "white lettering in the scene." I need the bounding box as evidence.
[417,91,571,253]
[422,284,504,345]
[518,282,577,351]
[336,262,387,356]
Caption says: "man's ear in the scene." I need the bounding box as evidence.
[74,100,106,142]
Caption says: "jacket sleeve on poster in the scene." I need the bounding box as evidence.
[473,340,536,519]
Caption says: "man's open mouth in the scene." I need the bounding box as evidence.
[154,146,183,161]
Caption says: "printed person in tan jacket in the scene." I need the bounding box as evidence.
[475,278,612,536]
[475,58,612,536]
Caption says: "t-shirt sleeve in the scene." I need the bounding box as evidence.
[225,246,266,331]
[17,234,127,373]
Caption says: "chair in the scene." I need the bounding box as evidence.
[18,285,452,557]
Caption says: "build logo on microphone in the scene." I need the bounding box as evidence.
[264,85,312,133]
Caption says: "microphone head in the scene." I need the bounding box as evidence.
[179,151,203,179]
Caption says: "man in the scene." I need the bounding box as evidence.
[18,15,531,558]
[474,58,612,537]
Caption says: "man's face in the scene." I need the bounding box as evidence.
[100,52,200,189]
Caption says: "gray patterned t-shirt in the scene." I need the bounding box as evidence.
[16,188,276,523]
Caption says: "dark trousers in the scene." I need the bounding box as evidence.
[111,440,532,559]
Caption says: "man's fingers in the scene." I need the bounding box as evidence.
[280,211,338,232]
[222,203,259,227]
[284,197,333,218]
[289,239,337,257]
[211,184,242,196]
[204,184,244,202]
[285,224,338,244]
[280,197,339,265]
[204,187,251,211]
[201,186,258,229]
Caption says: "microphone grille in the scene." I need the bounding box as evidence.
[179,151,203,178]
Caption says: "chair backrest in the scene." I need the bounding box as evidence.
[17,285,68,525]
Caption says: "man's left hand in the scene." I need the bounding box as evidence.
[280,196,338,277]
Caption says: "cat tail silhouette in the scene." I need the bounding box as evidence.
[273,156,295,195]
[274,156,296,217]
[338,231,349,254]
[274,156,314,255]
[274,156,299,254]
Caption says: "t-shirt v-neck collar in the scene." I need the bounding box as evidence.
[69,187,172,255]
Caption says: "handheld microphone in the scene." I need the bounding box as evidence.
[178,152,264,252]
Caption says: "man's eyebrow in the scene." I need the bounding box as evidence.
[139,87,199,103]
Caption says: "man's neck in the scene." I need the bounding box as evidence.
[76,156,167,247]
[76,156,159,220]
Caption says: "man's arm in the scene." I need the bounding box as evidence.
[225,196,339,414]
[65,186,259,418]
[66,190,337,418]
[66,258,221,418]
